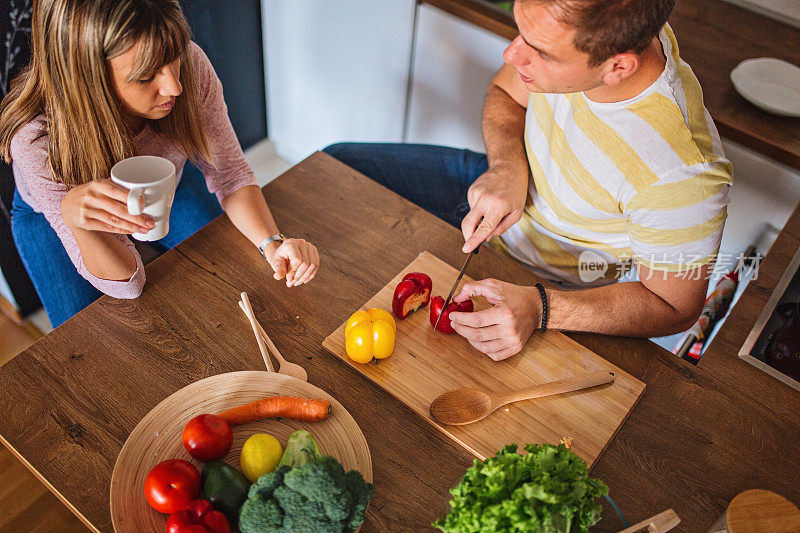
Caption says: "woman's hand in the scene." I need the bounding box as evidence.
[61,179,154,234]
[263,238,319,287]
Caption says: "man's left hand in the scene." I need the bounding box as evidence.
[449,278,541,361]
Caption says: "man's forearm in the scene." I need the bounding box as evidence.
[547,282,697,337]
[482,83,528,176]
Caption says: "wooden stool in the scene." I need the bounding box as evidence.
[709,489,800,532]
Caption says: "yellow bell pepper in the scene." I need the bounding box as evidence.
[345,308,396,364]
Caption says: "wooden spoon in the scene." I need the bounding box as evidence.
[430,371,615,426]
[239,292,275,372]
[238,299,308,381]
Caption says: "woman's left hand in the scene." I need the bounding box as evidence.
[263,238,319,287]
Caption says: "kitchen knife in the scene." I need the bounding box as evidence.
[434,247,480,332]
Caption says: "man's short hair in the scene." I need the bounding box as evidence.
[527,0,676,65]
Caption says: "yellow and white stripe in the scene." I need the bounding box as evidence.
[497,24,732,286]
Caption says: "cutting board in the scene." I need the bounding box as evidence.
[323,252,645,467]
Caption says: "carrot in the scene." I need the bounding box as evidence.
[218,396,331,426]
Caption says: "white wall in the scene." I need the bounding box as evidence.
[406,4,509,151]
[262,0,417,162]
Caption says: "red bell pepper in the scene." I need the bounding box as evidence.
[392,272,433,319]
[166,499,230,533]
[430,296,474,334]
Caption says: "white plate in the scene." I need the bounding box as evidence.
[730,58,800,117]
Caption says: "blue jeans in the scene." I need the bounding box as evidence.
[323,143,488,229]
[11,162,223,328]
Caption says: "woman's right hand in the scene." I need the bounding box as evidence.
[61,179,154,234]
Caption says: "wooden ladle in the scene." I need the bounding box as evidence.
[430,371,615,426]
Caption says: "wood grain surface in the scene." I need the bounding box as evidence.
[422,0,800,169]
[0,153,798,532]
[724,489,800,533]
[323,252,644,467]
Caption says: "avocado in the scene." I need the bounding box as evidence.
[201,460,251,526]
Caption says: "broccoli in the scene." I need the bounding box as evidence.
[345,470,374,532]
[278,429,324,468]
[249,465,291,499]
[239,430,374,533]
[238,497,284,531]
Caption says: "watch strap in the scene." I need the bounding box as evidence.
[258,233,285,257]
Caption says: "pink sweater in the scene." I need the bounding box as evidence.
[10,42,256,299]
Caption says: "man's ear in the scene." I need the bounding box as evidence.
[600,52,641,86]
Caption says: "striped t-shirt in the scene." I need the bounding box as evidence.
[493,24,732,287]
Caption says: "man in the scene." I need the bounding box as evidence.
[325,0,732,361]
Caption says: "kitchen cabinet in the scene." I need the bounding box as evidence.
[405,4,509,151]
[262,0,416,162]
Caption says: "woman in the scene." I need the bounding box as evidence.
[0,0,318,328]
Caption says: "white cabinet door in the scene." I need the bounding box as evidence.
[406,4,510,153]
[262,0,416,162]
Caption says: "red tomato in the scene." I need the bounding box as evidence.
[167,499,230,533]
[430,296,474,334]
[144,459,201,514]
[182,414,233,462]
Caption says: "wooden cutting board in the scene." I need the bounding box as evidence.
[323,252,645,467]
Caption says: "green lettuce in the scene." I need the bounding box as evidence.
[434,444,608,533]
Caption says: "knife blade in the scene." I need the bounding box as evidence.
[434,247,480,332]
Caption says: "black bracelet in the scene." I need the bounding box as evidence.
[534,282,548,332]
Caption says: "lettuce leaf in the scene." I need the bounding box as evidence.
[434,444,608,533]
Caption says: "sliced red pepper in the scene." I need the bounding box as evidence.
[392,272,433,319]
[430,296,474,334]
[166,499,230,533]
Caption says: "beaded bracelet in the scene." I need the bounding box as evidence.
[534,282,548,332]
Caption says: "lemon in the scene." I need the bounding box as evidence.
[240,433,283,483]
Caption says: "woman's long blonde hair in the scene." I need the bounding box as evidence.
[0,0,211,187]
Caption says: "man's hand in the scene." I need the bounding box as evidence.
[449,278,541,361]
[461,166,528,253]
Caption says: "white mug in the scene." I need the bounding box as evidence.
[110,156,177,241]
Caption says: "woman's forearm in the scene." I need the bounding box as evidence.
[70,226,138,281]
[221,185,279,246]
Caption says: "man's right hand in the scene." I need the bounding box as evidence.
[61,179,154,235]
[461,165,528,253]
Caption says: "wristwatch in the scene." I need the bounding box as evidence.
[258,233,286,257]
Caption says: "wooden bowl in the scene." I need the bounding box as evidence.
[110,371,372,532]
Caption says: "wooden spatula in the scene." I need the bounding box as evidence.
[429,371,615,425]
[618,509,680,533]
[238,297,308,381]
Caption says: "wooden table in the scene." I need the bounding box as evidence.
[1,153,798,532]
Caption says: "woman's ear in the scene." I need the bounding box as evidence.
[601,52,641,86]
